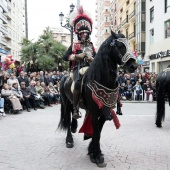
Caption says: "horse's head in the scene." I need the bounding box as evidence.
[109,31,137,73]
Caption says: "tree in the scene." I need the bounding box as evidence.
[20,27,68,71]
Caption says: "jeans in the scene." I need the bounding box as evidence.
[0,98,4,108]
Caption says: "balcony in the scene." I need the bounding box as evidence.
[117,24,122,30]
[128,32,135,42]
[0,13,8,24]
[4,12,12,20]
[0,36,8,46]
[0,25,8,35]
[122,18,129,28]
[7,1,12,10]
[4,42,11,50]
[129,10,135,21]
[4,32,11,40]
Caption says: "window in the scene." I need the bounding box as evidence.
[120,8,123,13]
[165,19,170,38]
[114,17,117,25]
[106,17,108,22]
[114,4,116,12]
[126,0,129,6]
[165,0,170,13]
[150,29,154,44]
[126,28,128,39]
[150,7,154,23]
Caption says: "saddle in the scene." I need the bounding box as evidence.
[64,66,89,93]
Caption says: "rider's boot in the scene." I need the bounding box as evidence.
[72,89,82,119]
[101,106,113,121]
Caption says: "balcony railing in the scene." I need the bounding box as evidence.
[122,18,128,26]
[0,36,8,46]
[0,25,8,35]
[117,24,121,30]
[129,32,135,40]
[0,13,8,24]
[129,10,135,20]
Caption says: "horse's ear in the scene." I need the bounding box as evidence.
[111,30,117,39]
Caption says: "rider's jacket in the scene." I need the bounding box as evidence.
[63,41,96,70]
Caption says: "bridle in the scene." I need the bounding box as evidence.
[110,38,136,66]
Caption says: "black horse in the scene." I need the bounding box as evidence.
[58,31,137,167]
[155,65,170,128]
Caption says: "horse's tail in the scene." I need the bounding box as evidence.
[58,75,72,130]
[156,75,166,125]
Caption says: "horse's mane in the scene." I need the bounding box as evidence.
[87,35,116,83]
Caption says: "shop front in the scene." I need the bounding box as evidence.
[149,50,170,73]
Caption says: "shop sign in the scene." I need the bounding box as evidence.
[0,48,8,55]
[149,50,170,60]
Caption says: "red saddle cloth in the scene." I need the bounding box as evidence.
[79,93,121,136]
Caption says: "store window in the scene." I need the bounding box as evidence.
[165,0,170,13]
[150,7,154,23]
[150,29,154,44]
[165,19,170,38]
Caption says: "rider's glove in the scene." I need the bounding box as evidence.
[75,53,86,60]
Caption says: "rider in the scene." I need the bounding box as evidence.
[63,7,96,119]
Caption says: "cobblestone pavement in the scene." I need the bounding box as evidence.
[0,103,170,170]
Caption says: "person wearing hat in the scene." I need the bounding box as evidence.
[63,6,96,119]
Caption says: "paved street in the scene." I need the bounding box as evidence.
[0,102,170,170]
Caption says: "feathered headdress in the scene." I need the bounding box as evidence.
[69,6,93,34]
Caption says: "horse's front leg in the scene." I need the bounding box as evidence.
[90,114,107,167]
[66,111,74,148]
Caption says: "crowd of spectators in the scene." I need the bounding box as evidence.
[117,71,157,101]
[0,66,67,117]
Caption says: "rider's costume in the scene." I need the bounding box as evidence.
[63,6,96,119]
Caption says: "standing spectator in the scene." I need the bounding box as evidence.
[20,82,37,112]
[130,73,136,87]
[0,71,4,92]
[0,94,6,116]
[7,73,20,90]
[125,80,133,100]
[143,80,153,101]
[133,81,143,100]
[57,63,63,72]
[18,71,29,87]
[117,72,125,85]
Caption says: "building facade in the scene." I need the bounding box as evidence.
[51,27,71,48]
[144,0,170,73]
[95,0,111,48]
[0,0,25,61]
[110,0,146,56]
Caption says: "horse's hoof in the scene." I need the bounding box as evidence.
[66,142,74,148]
[155,122,162,128]
[97,162,107,168]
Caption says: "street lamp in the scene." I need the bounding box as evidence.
[59,3,75,45]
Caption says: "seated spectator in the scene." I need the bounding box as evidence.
[20,82,37,112]
[133,81,143,100]
[48,82,59,104]
[125,80,133,100]
[7,73,20,90]
[119,83,127,100]
[0,94,6,117]
[18,71,29,87]
[35,81,52,106]
[143,80,153,101]
[28,81,45,109]
[151,81,157,101]
[1,84,23,113]
[11,83,25,107]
